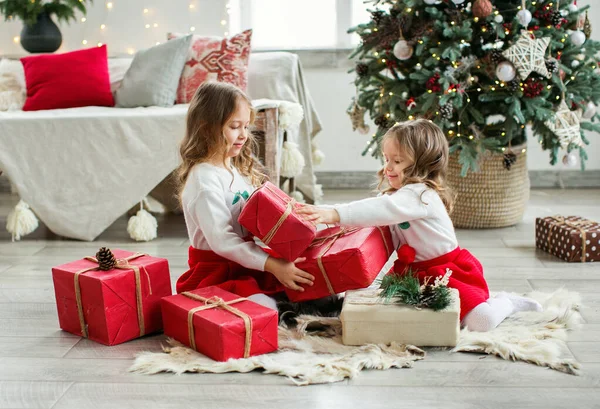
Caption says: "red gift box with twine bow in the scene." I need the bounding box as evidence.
[161,286,278,361]
[52,249,172,345]
[238,181,316,261]
[287,226,394,302]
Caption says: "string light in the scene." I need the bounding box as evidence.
[153,23,158,27]
[127,48,135,55]
[143,8,149,13]
[220,19,227,25]
[82,40,88,45]
[106,2,113,9]
[81,17,86,22]
[97,42,103,47]
[388,92,393,96]
[145,24,150,28]
[189,4,195,9]
[13,36,19,43]
[190,26,196,31]
[100,24,106,30]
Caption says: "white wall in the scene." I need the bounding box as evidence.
[1,0,598,172]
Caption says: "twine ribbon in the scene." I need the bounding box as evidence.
[261,183,297,245]
[309,227,391,296]
[547,216,596,262]
[74,252,152,338]
[182,292,252,357]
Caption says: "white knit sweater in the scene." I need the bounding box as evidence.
[181,163,269,271]
[334,183,458,262]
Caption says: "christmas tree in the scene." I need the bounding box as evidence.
[348,0,600,175]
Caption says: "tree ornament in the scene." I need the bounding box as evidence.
[517,9,532,26]
[451,0,466,4]
[584,11,592,39]
[570,30,586,46]
[523,77,545,98]
[562,152,579,167]
[406,97,417,111]
[582,101,597,119]
[96,247,117,271]
[426,73,442,92]
[571,60,580,68]
[347,100,370,134]
[568,2,578,13]
[496,61,517,82]
[393,39,414,60]
[472,0,493,18]
[545,100,583,148]
[423,0,439,4]
[356,63,369,77]
[503,152,517,170]
[502,30,551,79]
[494,14,504,23]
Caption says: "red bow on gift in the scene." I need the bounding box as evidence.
[393,244,416,275]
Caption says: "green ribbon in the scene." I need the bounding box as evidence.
[232,190,250,205]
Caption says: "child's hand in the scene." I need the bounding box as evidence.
[296,205,340,225]
[265,256,315,292]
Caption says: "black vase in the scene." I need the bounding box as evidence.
[20,11,62,53]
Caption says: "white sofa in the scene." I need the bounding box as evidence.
[0,52,323,241]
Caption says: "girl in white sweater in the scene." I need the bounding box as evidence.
[175,82,314,310]
[298,119,541,331]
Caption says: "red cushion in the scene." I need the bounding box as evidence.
[21,45,114,111]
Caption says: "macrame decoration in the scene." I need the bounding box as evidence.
[503,30,551,79]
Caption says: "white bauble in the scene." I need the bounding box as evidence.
[568,3,578,13]
[451,0,465,4]
[562,152,578,167]
[517,9,532,26]
[583,101,597,119]
[570,30,586,46]
[571,60,580,68]
[496,61,517,82]
[401,91,408,99]
[423,0,438,4]
[494,14,504,23]
[393,40,414,60]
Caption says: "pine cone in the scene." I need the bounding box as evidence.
[440,102,454,119]
[546,60,559,74]
[96,247,116,271]
[374,115,391,129]
[550,10,562,27]
[490,49,503,65]
[356,63,369,77]
[419,285,437,308]
[507,79,520,92]
[503,152,517,170]
[371,10,385,25]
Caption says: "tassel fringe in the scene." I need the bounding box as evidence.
[6,200,39,241]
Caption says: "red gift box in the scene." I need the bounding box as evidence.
[238,181,316,261]
[287,226,393,302]
[52,249,172,345]
[162,286,278,361]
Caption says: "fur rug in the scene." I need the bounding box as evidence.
[129,289,583,385]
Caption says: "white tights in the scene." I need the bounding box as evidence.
[247,293,278,311]
[462,292,543,332]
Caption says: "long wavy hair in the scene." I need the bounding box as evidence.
[176,81,267,201]
[376,118,455,213]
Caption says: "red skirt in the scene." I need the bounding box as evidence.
[175,246,285,297]
[393,247,489,320]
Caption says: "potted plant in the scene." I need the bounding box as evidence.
[0,0,93,53]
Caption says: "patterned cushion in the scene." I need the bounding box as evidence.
[167,29,252,104]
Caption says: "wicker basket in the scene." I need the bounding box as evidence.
[447,145,530,229]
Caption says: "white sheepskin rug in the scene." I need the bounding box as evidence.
[129,289,583,385]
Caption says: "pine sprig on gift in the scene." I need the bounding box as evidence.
[379,270,452,311]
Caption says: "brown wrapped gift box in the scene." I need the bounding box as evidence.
[535,216,599,262]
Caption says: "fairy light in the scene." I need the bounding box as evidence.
[556,96,560,100]
[97,42,103,47]
[522,148,527,153]
[474,17,479,22]
[547,85,552,89]
[189,4,195,9]
[406,7,412,12]
[190,26,196,31]
[381,58,386,63]
[156,42,160,45]
[374,52,379,57]
[82,39,88,45]
[12,36,19,43]
[145,24,150,28]
[408,115,414,120]
[502,147,506,152]
[100,24,106,30]
[386,113,391,118]
[127,48,135,55]
[81,17,86,22]
[153,23,158,27]
[501,132,506,136]
[220,19,227,25]
[448,130,454,135]
[451,21,456,25]
[457,121,462,125]
[389,92,393,96]
[469,135,474,140]
[106,2,113,9]
[477,88,482,92]
[143,8,149,13]
[428,90,433,93]
[571,76,576,80]
[467,98,471,102]
[374,28,378,32]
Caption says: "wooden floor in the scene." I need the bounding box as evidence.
[0,188,599,409]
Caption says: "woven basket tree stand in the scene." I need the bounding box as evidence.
[447,144,530,229]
